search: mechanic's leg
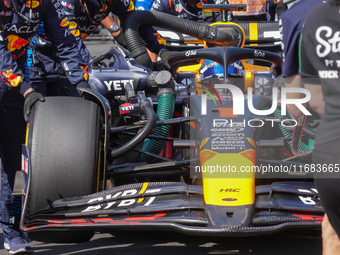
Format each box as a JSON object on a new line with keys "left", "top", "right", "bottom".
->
{"left": 313, "top": 139, "right": 340, "bottom": 255}
{"left": 0, "top": 86, "right": 26, "bottom": 238}
{"left": 322, "top": 214, "right": 340, "bottom": 255}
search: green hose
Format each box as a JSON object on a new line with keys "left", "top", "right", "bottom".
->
{"left": 141, "top": 89, "right": 175, "bottom": 163}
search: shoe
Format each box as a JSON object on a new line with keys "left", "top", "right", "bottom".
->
{"left": 3, "top": 234, "right": 32, "bottom": 254}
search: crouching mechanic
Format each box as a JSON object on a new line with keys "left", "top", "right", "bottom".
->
{"left": 0, "top": 0, "right": 89, "bottom": 253}
{"left": 28, "top": 0, "right": 166, "bottom": 95}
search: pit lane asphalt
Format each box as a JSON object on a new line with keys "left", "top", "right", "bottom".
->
{"left": 0, "top": 39, "right": 323, "bottom": 255}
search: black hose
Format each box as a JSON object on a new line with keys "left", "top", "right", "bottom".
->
{"left": 110, "top": 99, "right": 157, "bottom": 158}
{"left": 123, "top": 10, "right": 242, "bottom": 68}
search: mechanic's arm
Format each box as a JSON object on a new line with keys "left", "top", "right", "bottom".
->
{"left": 101, "top": 16, "right": 121, "bottom": 38}
{"left": 0, "top": 29, "right": 28, "bottom": 94}
{"left": 43, "top": 1, "right": 89, "bottom": 88}
{"left": 303, "top": 83, "right": 325, "bottom": 118}
{"left": 60, "top": 0, "right": 92, "bottom": 64}
{"left": 0, "top": 26, "right": 44, "bottom": 120}
{"left": 280, "top": 15, "right": 305, "bottom": 118}
{"left": 299, "top": 18, "right": 324, "bottom": 118}
{"left": 101, "top": 15, "right": 129, "bottom": 49}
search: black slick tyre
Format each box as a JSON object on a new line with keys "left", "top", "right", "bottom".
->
{"left": 25, "top": 97, "right": 102, "bottom": 243}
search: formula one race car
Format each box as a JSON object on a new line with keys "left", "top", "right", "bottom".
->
{"left": 15, "top": 7, "right": 324, "bottom": 243}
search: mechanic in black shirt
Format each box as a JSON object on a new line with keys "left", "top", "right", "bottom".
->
{"left": 279, "top": 0, "right": 324, "bottom": 118}
{"left": 0, "top": 0, "right": 90, "bottom": 254}
{"left": 300, "top": 1, "right": 340, "bottom": 254}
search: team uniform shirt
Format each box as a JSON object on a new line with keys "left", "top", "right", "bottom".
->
{"left": 151, "top": 0, "right": 221, "bottom": 22}
{"left": 0, "top": 0, "right": 88, "bottom": 94}
{"left": 31, "top": 0, "right": 164, "bottom": 70}
{"left": 300, "top": 1, "right": 340, "bottom": 145}
{"left": 279, "top": 0, "right": 324, "bottom": 77}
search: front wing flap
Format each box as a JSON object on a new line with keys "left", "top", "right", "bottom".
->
{"left": 21, "top": 181, "right": 323, "bottom": 236}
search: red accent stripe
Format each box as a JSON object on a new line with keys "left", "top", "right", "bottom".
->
{"left": 124, "top": 213, "right": 166, "bottom": 221}
{"left": 46, "top": 219, "right": 86, "bottom": 222}
{"left": 292, "top": 214, "right": 324, "bottom": 221}
{"left": 92, "top": 218, "right": 114, "bottom": 222}
{"left": 110, "top": 221, "right": 140, "bottom": 224}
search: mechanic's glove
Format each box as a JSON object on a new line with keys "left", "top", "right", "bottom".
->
{"left": 114, "top": 31, "right": 127, "bottom": 49}
{"left": 159, "top": 49, "right": 176, "bottom": 70}
{"left": 24, "top": 91, "right": 45, "bottom": 122}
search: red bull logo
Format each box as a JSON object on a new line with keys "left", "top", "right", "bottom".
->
{"left": 154, "top": 33, "right": 166, "bottom": 46}
{"left": 7, "top": 35, "right": 29, "bottom": 52}
{"left": 60, "top": 18, "right": 68, "bottom": 27}
{"left": 2, "top": 69, "right": 22, "bottom": 87}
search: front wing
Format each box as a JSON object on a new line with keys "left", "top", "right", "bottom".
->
{"left": 21, "top": 181, "right": 323, "bottom": 236}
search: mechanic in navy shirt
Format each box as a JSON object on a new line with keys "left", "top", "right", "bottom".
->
{"left": 28, "top": 0, "right": 165, "bottom": 96}
{"left": 0, "top": 0, "right": 89, "bottom": 254}
{"left": 300, "top": 1, "right": 340, "bottom": 254}
{"left": 279, "top": 0, "right": 324, "bottom": 118}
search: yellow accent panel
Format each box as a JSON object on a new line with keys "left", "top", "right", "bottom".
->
{"left": 244, "top": 71, "right": 253, "bottom": 91}
{"left": 242, "top": 60, "right": 270, "bottom": 91}
{"left": 25, "top": 123, "right": 30, "bottom": 146}
{"left": 137, "top": 198, "right": 144, "bottom": 203}
{"left": 139, "top": 182, "right": 148, "bottom": 194}
{"left": 202, "top": 153, "right": 255, "bottom": 206}
{"left": 177, "top": 62, "right": 202, "bottom": 74}
{"left": 249, "top": 23, "right": 258, "bottom": 46}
